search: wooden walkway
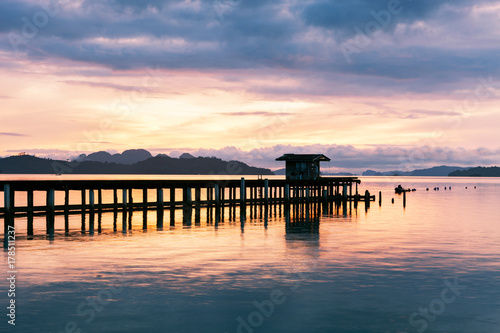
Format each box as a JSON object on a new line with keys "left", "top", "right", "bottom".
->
{"left": 1, "top": 177, "right": 376, "bottom": 236}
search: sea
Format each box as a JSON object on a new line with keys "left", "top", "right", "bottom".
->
{"left": 1, "top": 175, "right": 499, "bottom": 333}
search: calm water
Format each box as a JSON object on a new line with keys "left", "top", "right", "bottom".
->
{"left": 1, "top": 175, "right": 500, "bottom": 333}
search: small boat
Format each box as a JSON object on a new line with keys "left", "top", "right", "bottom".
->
{"left": 395, "top": 185, "right": 411, "bottom": 194}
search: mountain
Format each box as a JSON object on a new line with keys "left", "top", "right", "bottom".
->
{"left": 410, "top": 166, "right": 469, "bottom": 176}
{"left": 0, "top": 154, "right": 273, "bottom": 175}
{"left": 273, "top": 168, "right": 285, "bottom": 175}
{"left": 76, "top": 149, "right": 153, "bottom": 165}
{"left": 179, "top": 153, "right": 195, "bottom": 159}
{"left": 363, "top": 170, "right": 382, "bottom": 176}
{"left": 362, "top": 166, "right": 470, "bottom": 176}
{"left": 449, "top": 167, "right": 500, "bottom": 177}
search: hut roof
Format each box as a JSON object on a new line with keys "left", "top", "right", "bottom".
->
{"left": 275, "top": 154, "right": 330, "bottom": 162}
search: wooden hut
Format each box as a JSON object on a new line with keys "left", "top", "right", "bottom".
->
{"left": 276, "top": 154, "right": 330, "bottom": 180}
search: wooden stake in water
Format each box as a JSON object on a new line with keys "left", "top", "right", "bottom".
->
{"left": 4, "top": 184, "right": 14, "bottom": 233}
{"left": 240, "top": 178, "right": 246, "bottom": 203}
{"left": 403, "top": 191, "right": 406, "bottom": 208}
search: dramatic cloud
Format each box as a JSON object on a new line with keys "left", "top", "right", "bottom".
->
{"left": 0, "top": 0, "right": 499, "bottom": 163}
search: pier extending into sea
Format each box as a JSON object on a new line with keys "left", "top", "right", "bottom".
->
{"left": 1, "top": 177, "right": 375, "bottom": 237}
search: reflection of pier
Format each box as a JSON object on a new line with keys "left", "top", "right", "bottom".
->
{"left": 1, "top": 177, "right": 375, "bottom": 238}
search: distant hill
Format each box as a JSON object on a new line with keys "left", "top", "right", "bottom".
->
{"left": 449, "top": 167, "right": 500, "bottom": 177}
{"left": 410, "top": 166, "right": 470, "bottom": 176}
{"left": 322, "top": 172, "right": 354, "bottom": 176}
{"left": 0, "top": 154, "right": 273, "bottom": 175}
{"left": 362, "top": 166, "right": 470, "bottom": 176}
{"left": 0, "top": 155, "right": 58, "bottom": 174}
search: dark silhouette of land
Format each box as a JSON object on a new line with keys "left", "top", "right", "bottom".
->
{"left": 449, "top": 167, "right": 500, "bottom": 177}
{"left": 0, "top": 153, "right": 273, "bottom": 175}
{"left": 363, "top": 166, "right": 470, "bottom": 176}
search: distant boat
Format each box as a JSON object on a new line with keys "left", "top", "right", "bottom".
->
{"left": 395, "top": 184, "right": 411, "bottom": 194}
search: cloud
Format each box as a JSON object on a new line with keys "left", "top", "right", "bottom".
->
{"left": 215, "top": 111, "right": 293, "bottom": 117}
{"left": 157, "top": 144, "right": 500, "bottom": 172}
{"left": 0, "top": 132, "right": 28, "bottom": 137}
{"left": 1, "top": 0, "right": 499, "bottom": 96}
{"left": 62, "top": 80, "right": 157, "bottom": 92}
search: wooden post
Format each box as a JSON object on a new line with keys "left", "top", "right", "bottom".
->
{"left": 285, "top": 184, "right": 290, "bottom": 203}
{"left": 89, "top": 189, "right": 95, "bottom": 234}
{"left": 183, "top": 187, "right": 192, "bottom": 226}
{"left": 170, "top": 187, "right": 175, "bottom": 208}
{"left": 98, "top": 189, "right": 103, "bottom": 213}
{"left": 157, "top": 188, "right": 164, "bottom": 228}
{"left": 46, "top": 188, "right": 55, "bottom": 235}
{"left": 157, "top": 188, "right": 164, "bottom": 209}
{"left": 122, "top": 189, "right": 128, "bottom": 214}
{"left": 89, "top": 189, "right": 95, "bottom": 212}
{"left": 379, "top": 191, "right": 382, "bottom": 206}
{"left": 343, "top": 184, "right": 348, "bottom": 200}
{"left": 195, "top": 187, "right": 201, "bottom": 207}
{"left": 113, "top": 188, "right": 118, "bottom": 210}
{"left": 240, "top": 178, "right": 246, "bottom": 203}
{"left": 170, "top": 187, "right": 175, "bottom": 226}
{"left": 128, "top": 188, "right": 133, "bottom": 210}
{"left": 64, "top": 187, "right": 69, "bottom": 215}
{"left": 4, "top": 184, "right": 14, "bottom": 234}
{"left": 185, "top": 187, "right": 192, "bottom": 206}
{"left": 27, "top": 189, "right": 34, "bottom": 236}
{"left": 364, "top": 190, "right": 370, "bottom": 209}
{"left": 214, "top": 184, "right": 220, "bottom": 206}
{"left": 264, "top": 179, "right": 269, "bottom": 203}
{"left": 306, "top": 187, "right": 310, "bottom": 203}
{"left": 403, "top": 191, "right": 406, "bottom": 208}
{"left": 143, "top": 188, "right": 148, "bottom": 208}
{"left": 81, "top": 189, "right": 86, "bottom": 213}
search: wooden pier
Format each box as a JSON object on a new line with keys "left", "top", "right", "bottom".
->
{"left": 1, "top": 177, "right": 375, "bottom": 237}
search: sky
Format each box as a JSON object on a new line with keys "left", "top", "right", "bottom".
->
{"left": 1, "top": 0, "right": 500, "bottom": 172}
